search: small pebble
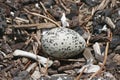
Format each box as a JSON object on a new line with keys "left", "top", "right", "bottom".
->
{"left": 52, "top": 60, "right": 61, "bottom": 69}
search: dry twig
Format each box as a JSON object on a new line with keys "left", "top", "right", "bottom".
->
{"left": 44, "top": 58, "right": 49, "bottom": 75}
{"left": 40, "top": 1, "right": 47, "bottom": 13}
{"left": 60, "top": 58, "right": 85, "bottom": 62}
{"left": 92, "top": 0, "right": 110, "bottom": 15}
{"left": 15, "top": 17, "right": 29, "bottom": 23}
{"left": 39, "top": 1, "right": 56, "bottom": 22}
{"left": 24, "top": 8, "right": 61, "bottom": 27}
{"left": 89, "top": 42, "right": 109, "bottom": 80}
{"left": 89, "top": 30, "right": 112, "bottom": 80}
{"left": 8, "top": 22, "right": 61, "bottom": 29}
{"left": 96, "top": 0, "right": 110, "bottom": 10}
{"left": 13, "top": 50, "right": 53, "bottom": 67}
{"left": 59, "top": 0, "right": 70, "bottom": 12}
{"left": 74, "top": 67, "right": 86, "bottom": 80}
{"left": 85, "top": 28, "right": 91, "bottom": 46}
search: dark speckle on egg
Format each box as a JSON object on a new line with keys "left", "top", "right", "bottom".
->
{"left": 61, "top": 42, "right": 64, "bottom": 45}
{"left": 41, "top": 27, "right": 86, "bottom": 58}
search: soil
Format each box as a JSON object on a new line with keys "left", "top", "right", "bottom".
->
{"left": 0, "top": 0, "right": 120, "bottom": 80}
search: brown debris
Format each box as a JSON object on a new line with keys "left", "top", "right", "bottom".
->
{"left": 0, "top": 0, "right": 120, "bottom": 80}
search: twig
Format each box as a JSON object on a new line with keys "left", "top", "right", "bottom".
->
{"left": 60, "top": 58, "right": 85, "bottom": 62}
{"left": 15, "top": 17, "right": 29, "bottom": 23}
{"left": 8, "top": 22, "right": 61, "bottom": 29}
{"left": 103, "top": 42, "right": 109, "bottom": 65}
{"left": 40, "top": 1, "right": 47, "bottom": 13}
{"left": 24, "top": 8, "right": 61, "bottom": 27}
{"left": 44, "top": 58, "right": 49, "bottom": 75}
{"left": 89, "top": 29, "right": 112, "bottom": 80}
{"left": 59, "top": 0, "right": 70, "bottom": 12}
{"left": 24, "top": 60, "right": 32, "bottom": 69}
{"left": 74, "top": 67, "right": 86, "bottom": 80}
{"left": 2, "top": 64, "right": 14, "bottom": 72}
{"left": 89, "top": 41, "right": 110, "bottom": 80}
{"left": 39, "top": 1, "right": 56, "bottom": 21}
{"left": 96, "top": 0, "right": 110, "bottom": 10}
{"left": 27, "top": 15, "right": 34, "bottom": 23}
{"left": 26, "top": 62, "right": 37, "bottom": 72}
{"left": 92, "top": 0, "right": 110, "bottom": 15}
{"left": 39, "top": 1, "right": 48, "bottom": 23}
{"left": 13, "top": 49, "right": 53, "bottom": 67}
{"left": 32, "top": 34, "right": 41, "bottom": 48}
{"left": 86, "top": 28, "right": 91, "bottom": 46}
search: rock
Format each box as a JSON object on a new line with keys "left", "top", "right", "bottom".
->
{"left": 13, "top": 71, "right": 32, "bottom": 80}
{"left": 113, "top": 54, "right": 120, "bottom": 65}
{"left": 115, "top": 45, "right": 120, "bottom": 54}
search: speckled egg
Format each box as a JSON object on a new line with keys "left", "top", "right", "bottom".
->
{"left": 41, "top": 27, "right": 86, "bottom": 58}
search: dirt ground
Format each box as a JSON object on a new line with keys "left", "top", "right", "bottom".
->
{"left": 0, "top": 0, "right": 120, "bottom": 80}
